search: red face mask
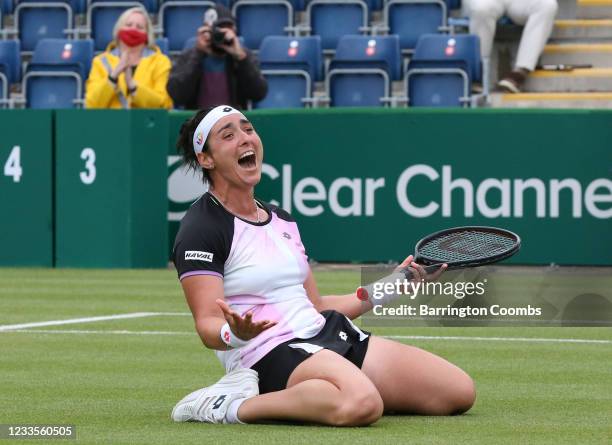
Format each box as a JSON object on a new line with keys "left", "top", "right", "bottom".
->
{"left": 118, "top": 28, "right": 148, "bottom": 47}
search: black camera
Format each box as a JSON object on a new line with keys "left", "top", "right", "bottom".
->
{"left": 211, "top": 24, "right": 234, "bottom": 47}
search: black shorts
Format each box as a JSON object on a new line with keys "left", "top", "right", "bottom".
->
{"left": 251, "top": 310, "right": 371, "bottom": 394}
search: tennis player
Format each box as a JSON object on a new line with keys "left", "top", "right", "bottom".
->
{"left": 171, "top": 106, "right": 475, "bottom": 426}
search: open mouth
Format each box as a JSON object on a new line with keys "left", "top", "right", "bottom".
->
{"left": 238, "top": 150, "right": 257, "bottom": 169}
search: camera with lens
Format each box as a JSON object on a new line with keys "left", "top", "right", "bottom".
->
{"left": 211, "top": 24, "right": 234, "bottom": 47}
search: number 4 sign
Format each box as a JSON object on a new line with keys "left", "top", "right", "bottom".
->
{"left": 3, "top": 146, "right": 22, "bottom": 183}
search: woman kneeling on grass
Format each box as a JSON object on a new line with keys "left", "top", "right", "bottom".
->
{"left": 171, "top": 106, "right": 476, "bottom": 426}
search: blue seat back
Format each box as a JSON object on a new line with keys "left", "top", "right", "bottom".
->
{"left": 0, "top": 0, "right": 13, "bottom": 14}
{"left": 90, "top": 0, "right": 157, "bottom": 12}
{"left": 386, "top": 0, "right": 446, "bottom": 50}
{"left": 412, "top": 33, "right": 481, "bottom": 82}
{"left": 1, "top": 0, "right": 13, "bottom": 14}
{"left": 26, "top": 75, "right": 80, "bottom": 108}
{"left": 161, "top": 1, "right": 215, "bottom": 51}
{"left": 445, "top": 0, "right": 460, "bottom": 9}
{"left": 89, "top": 2, "right": 144, "bottom": 51}
{"left": 254, "top": 75, "right": 308, "bottom": 108}
{"left": 155, "top": 36, "right": 169, "bottom": 54}
{"left": 308, "top": 0, "right": 367, "bottom": 50}
{"left": 259, "top": 35, "right": 322, "bottom": 82}
{"left": 18, "top": 0, "right": 83, "bottom": 13}
{"left": 30, "top": 38, "right": 94, "bottom": 79}
{"left": 0, "top": 40, "right": 21, "bottom": 84}
{"left": 331, "top": 74, "right": 386, "bottom": 107}
{"left": 286, "top": 0, "right": 304, "bottom": 10}
{"left": 233, "top": 1, "right": 292, "bottom": 50}
{"left": 407, "top": 59, "right": 469, "bottom": 107}
{"left": 330, "top": 34, "right": 400, "bottom": 80}
{"left": 183, "top": 35, "right": 197, "bottom": 49}
{"left": 17, "top": 3, "right": 73, "bottom": 52}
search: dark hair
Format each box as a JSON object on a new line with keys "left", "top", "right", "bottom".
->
{"left": 176, "top": 108, "right": 214, "bottom": 185}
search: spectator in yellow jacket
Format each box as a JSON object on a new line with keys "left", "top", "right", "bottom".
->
{"left": 85, "top": 7, "right": 173, "bottom": 109}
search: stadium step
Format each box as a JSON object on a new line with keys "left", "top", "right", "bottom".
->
{"left": 524, "top": 68, "right": 612, "bottom": 92}
{"left": 539, "top": 43, "right": 612, "bottom": 67}
{"left": 490, "top": 92, "right": 612, "bottom": 108}
{"left": 551, "top": 19, "right": 612, "bottom": 40}
{"left": 576, "top": 0, "right": 612, "bottom": 19}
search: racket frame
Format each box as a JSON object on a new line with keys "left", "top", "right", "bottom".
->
{"left": 414, "top": 226, "right": 521, "bottom": 270}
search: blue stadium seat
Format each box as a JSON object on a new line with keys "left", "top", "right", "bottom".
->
{"left": 0, "top": 39, "right": 20, "bottom": 83}
{"left": 86, "top": 1, "right": 146, "bottom": 51}
{"left": 405, "top": 34, "right": 481, "bottom": 107}
{"left": 326, "top": 34, "right": 400, "bottom": 107}
{"left": 0, "top": 40, "right": 20, "bottom": 108}
{"left": 1, "top": 0, "right": 13, "bottom": 14}
{"left": 19, "top": 0, "right": 84, "bottom": 13}
{"left": 183, "top": 35, "right": 197, "bottom": 49}
{"left": 23, "top": 38, "right": 94, "bottom": 108}
{"left": 158, "top": 1, "right": 215, "bottom": 52}
{"left": 305, "top": 0, "right": 369, "bottom": 52}
{"left": 255, "top": 35, "right": 322, "bottom": 108}
{"left": 14, "top": 2, "right": 75, "bottom": 53}
{"left": 155, "top": 36, "right": 169, "bottom": 54}
{"left": 382, "top": 0, "right": 448, "bottom": 53}
{"left": 232, "top": 0, "right": 295, "bottom": 50}
{"left": 89, "top": 0, "right": 157, "bottom": 12}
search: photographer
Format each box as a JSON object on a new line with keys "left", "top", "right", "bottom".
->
{"left": 166, "top": 5, "right": 267, "bottom": 110}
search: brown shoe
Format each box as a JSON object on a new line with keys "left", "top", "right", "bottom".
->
{"left": 498, "top": 69, "right": 528, "bottom": 93}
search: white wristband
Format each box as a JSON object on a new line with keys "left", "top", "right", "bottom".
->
{"left": 356, "top": 271, "right": 411, "bottom": 306}
{"left": 220, "top": 322, "right": 249, "bottom": 348}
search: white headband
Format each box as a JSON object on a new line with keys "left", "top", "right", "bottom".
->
{"left": 192, "top": 105, "right": 246, "bottom": 154}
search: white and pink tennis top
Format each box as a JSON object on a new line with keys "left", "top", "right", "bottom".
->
{"left": 172, "top": 192, "right": 325, "bottom": 372}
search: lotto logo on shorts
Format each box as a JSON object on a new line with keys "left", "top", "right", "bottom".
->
{"left": 185, "top": 251, "right": 214, "bottom": 262}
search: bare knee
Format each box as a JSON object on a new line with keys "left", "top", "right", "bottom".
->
{"left": 430, "top": 373, "right": 476, "bottom": 415}
{"left": 424, "top": 372, "right": 476, "bottom": 416}
{"left": 449, "top": 375, "right": 476, "bottom": 415}
{"left": 330, "top": 388, "right": 384, "bottom": 426}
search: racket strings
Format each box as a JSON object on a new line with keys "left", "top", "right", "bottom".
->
{"left": 419, "top": 231, "right": 516, "bottom": 262}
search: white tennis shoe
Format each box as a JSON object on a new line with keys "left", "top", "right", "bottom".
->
{"left": 171, "top": 368, "right": 259, "bottom": 423}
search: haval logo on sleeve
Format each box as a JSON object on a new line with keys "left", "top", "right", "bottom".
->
{"left": 185, "top": 251, "right": 214, "bottom": 262}
{"left": 222, "top": 107, "right": 232, "bottom": 112}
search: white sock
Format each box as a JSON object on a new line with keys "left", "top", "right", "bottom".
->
{"left": 225, "top": 397, "right": 247, "bottom": 424}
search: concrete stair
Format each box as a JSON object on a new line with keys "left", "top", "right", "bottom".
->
{"left": 551, "top": 19, "right": 612, "bottom": 40}
{"left": 491, "top": 92, "right": 612, "bottom": 108}
{"left": 539, "top": 43, "right": 612, "bottom": 66}
{"left": 491, "top": 0, "right": 612, "bottom": 108}
{"left": 524, "top": 68, "right": 612, "bottom": 92}
{"left": 576, "top": 0, "right": 612, "bottom": 19}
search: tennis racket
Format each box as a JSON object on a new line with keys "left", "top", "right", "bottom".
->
{"left": 356, "top": 226, "right": 520, "bottom": 302}
{"left": 404, "top": 226, "right": 521, "bottom": 277}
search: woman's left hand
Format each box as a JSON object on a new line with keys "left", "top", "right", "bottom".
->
{"left": 396, "top": 254, "right": 447, "bottom": 282}
{"left": 216, "top": 299, "right": 277, "bottom": 341}
{"left": 124, "top": 63, "right": 137, "bottom": 92}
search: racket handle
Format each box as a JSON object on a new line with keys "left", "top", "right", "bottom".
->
{"left": 400, "top": 263, "right": 444, "bottom": 279}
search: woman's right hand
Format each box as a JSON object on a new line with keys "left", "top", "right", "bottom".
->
{"left": 110, "top": 51, "right": 129, "bottom": 79}
{"left": 216, "top": 299, "right": 277, "bottom": 341}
